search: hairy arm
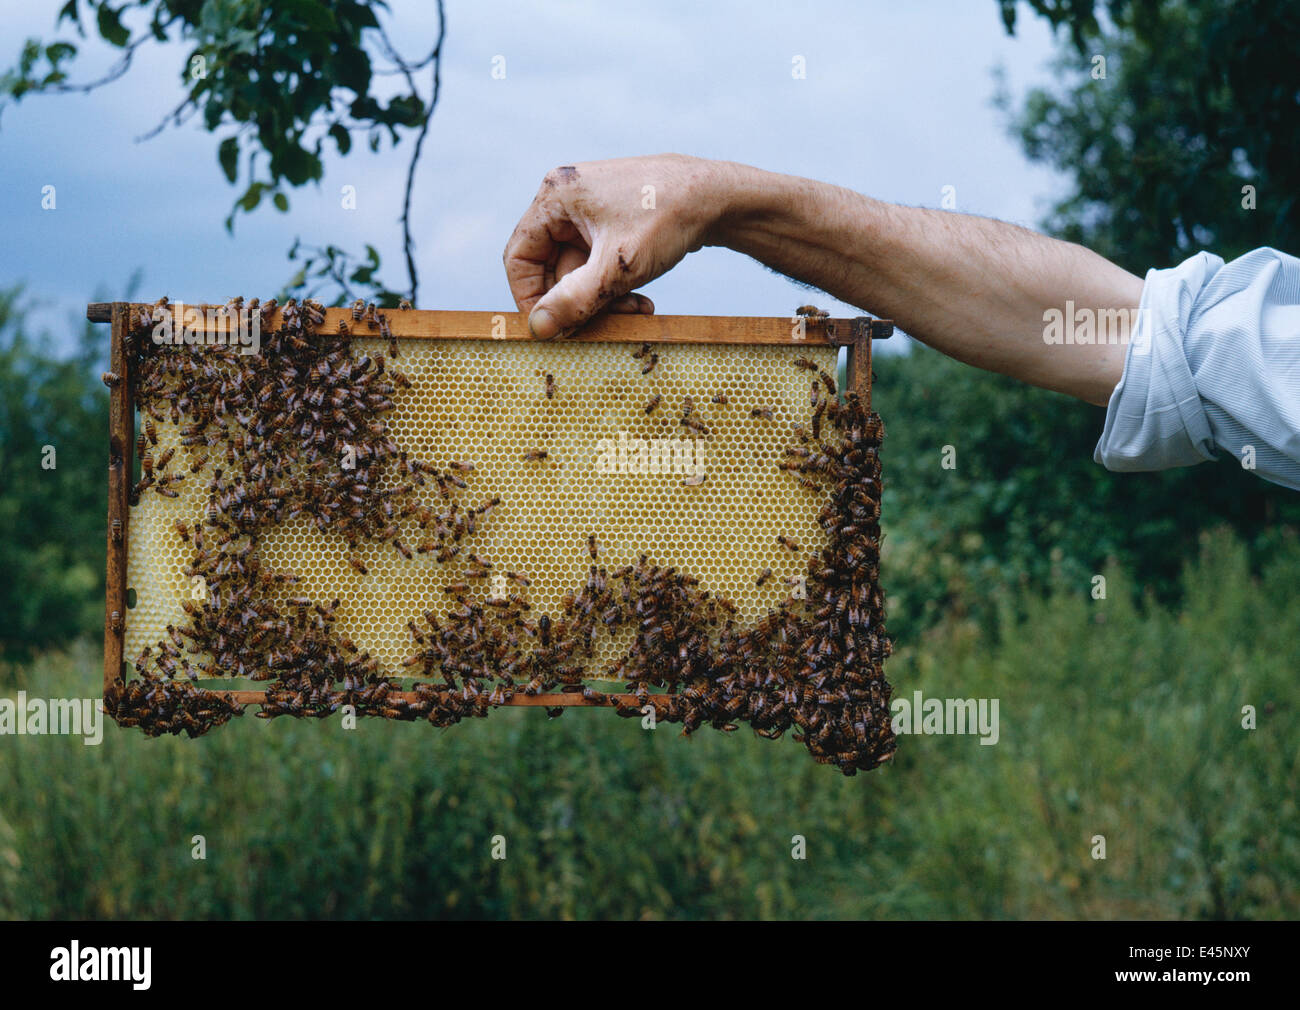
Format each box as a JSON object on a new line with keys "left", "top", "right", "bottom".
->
{"left": 504, "top": 154, "right": 1145, "bottom": 405}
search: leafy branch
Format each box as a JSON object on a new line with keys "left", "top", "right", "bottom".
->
{"left": 1, "top": 0, "right": 447, "bottom": 303}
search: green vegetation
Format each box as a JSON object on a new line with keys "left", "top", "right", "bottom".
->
{"left": 999, "top": 0, "right": 1300, "bottom": 273}
{"left": 2, "top": 530, "right": 1295, "bottom": 919}
{"left": 2, "top": 0, "right": 444, "bottom": 303}
{"left": 873, "top": 345, "right": 1300, "bottom": 641}
{"left": 0, "top": 287, "right": 108, "bottom": 666}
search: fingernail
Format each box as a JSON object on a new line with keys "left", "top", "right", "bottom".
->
{"left": 529, "top": 307, "right": 559, "bottom": 340}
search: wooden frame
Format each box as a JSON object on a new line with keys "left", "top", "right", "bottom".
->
{"left": 90, "top": 304, "right": 890, "bottom": 715}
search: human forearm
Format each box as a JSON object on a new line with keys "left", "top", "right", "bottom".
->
{"left": 707, "top": 162, "right": 1143, "bottom": 405}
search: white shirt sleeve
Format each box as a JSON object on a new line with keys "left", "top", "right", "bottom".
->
{"left": 1095, "top": 247, "right": 1300, "bottom": 491}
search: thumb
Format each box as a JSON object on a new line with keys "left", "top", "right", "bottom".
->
{"left": 529, "top": 250, "right": 624, "bottom": 339}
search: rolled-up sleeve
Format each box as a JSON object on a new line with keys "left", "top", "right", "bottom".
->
{"left": 1095, "top": 247, "right": 1300, "bottom": 490}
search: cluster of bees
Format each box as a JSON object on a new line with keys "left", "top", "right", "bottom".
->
{"left": 104, "top": 668, "right": 246, "bottom": 737}
{"left": 113, "top": 297, "right": 894, "bottom": 773}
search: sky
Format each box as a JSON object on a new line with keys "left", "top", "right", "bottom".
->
{"left": 0, "top": 0, "right": 1067, "bottom": 352}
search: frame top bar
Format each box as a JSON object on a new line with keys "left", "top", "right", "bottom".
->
{"left": 86, "top": 303, "right": 892, "bottom": 345}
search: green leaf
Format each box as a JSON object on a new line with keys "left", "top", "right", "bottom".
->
{"left": 218, "top": 136, "right": 239, "bottom": 184}
{"left": 329, "top": 123, "right": 351, "bottom": 155}
{"left": 273, "top": 191, "right": 289, "bottom": 212}
{"left": 292, "top": 2, "right": 339, "bottom": 34}
{"left": 95, "top": 3, "right": 130, "bottom": 48}
{"left": 237, "top": 181, "right": 265, "bottom": 212}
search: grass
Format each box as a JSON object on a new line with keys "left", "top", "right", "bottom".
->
{"left": 1, "top": 528, "right": 1296, "bottom": 919}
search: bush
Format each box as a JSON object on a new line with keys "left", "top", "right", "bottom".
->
{"left": 0, "top": 287, "right": 108, "bottom": 667}
{"left": 873, "top": 344, "right": 1300, "bottom": 641}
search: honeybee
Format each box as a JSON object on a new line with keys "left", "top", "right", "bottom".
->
{"left": 157, "top": 447, "right": 175, "bottom": 469}
{"left": 399, "top": 298, "right": 413, "bottom": 310}
{"left": 101, "top": 371, "right": 121, "bottom": 387}
{"left": 795, "top": 305, "right": 828, "bottom": 318}
{"left": 710, "top": 393, "right": 728, "bottom": 404}
{"left": 756, "top": 568, "right": 773, "bottom": 586}
{"left": 777, "top": 535, "right": 801, "bottom": 552}
{"left": 587, "top": 534, "right": 598, "bottom": 559}
{"left": 348, "top": 555, "right": 369, "bottom": 575}
{"left": 145, "top": 419, "right": 158, "bottom": 445}
{"left": 750, "top": 407, "right": 775, "bottom": 421}
{"left": 506, "top": 570, "right": 531, "bottom": 586}
{"left": 448, "top": 460, "right": 474, "bottom": 472}
{"left": 522, "top": 449, "right": 549, "bottom": 462}
{"left": 632, "top": 342, "right": 652, "bottom": 360}
{"left": 641, "top": 353, "right": 659, "bottom": 375}
{"left": 644, "top": 394, "right": 661, "bottom": 414}
{"left": 545, "top": 373, "right": 556, "bottom": 399}
{"left": 793, "top": 357, "right": 818, "bottom": 371}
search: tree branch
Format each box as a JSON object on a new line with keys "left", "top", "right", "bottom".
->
{"left": 377, "top": 1, "right": 446, "bottom": 305}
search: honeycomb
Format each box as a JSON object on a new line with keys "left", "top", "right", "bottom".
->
{"left": 124, "top": 337, "right": 841, "bottom": 685}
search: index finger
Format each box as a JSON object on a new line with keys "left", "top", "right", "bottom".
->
{"left": 502, "top": 195, "right": 586, "bottom": 314}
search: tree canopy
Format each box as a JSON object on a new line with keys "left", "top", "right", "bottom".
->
{"left": 2, "top": 0, "right": 445, "bottom": 305}
{"left": 998, "top": 0, "right": 1300, "bottom": 272}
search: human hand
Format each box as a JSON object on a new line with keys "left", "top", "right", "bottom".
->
{"left": 503, "top": 153, "right": 730, "bottom": 338}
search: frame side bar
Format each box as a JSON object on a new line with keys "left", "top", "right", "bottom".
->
{"left": 104, "top": 303, "right": 132, "bottom": 696}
